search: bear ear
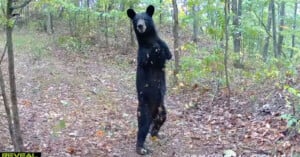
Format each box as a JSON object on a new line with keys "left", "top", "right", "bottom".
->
{"left": 146, "top": 5, "right": 155, "bottom": 17}
{"left": 127, "top": 9, "right": 136, "bottom": 19}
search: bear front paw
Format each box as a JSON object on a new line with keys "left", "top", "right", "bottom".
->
{"left": 154, "top": 48, "right": 160, "bottom": 53}
{"left": 152, "top": 43, "right": 161, "bottom": 54}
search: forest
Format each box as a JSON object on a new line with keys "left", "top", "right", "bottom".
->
{"left": 0, "top": 0, "right": 300, "bottom": 156}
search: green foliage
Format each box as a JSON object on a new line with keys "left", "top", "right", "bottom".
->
{"left": 281, "top": 114, "right": 298, "bottom": 128}
{"left": 178, "top": 43, "right": 225, "bottom": 86}
{"left": 179, "top": 56, "right": 202, "bottom": 84}
{"left": 57, "top": 36, "right": 88, "bottom": 53}
{"left": 27, "top": 20, "right": 45, "bottom": 31}
{"left": 13, "top": 32, "right": 50, "bottom": 60}
{"left": 281, "top": 85, "right": 300, "bottom": 132}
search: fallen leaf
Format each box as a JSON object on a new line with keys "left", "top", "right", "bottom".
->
{"left": 96, "top": 130, "right": 104, "bottom": 137}
{"left": 66, "top": 147, "right": 75, "bottom": 154}
{"left": 21, "top": 99, "right": 32, "bottom": 107}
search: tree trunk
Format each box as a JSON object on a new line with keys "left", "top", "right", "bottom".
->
{"left": 231, "top": 0, "right": 242, "bottom": 54}
{"left": 172, "top": 0, "right": 179, "bottom": 85}
{"left": 160, "top": 0, "right": 163, "bottom": 25}
{"left": 24, "top": 5, "right": 30, "bottom": 27}
{"left": 104, "top": 15, "right": 109, "bottom": 46}
{"left": 224, "top": 0, "right": 231, "bottom": 105}
{"left": 0, "top": 67, "right": 16, "bottom": 149}
{"left": 277, "top": 1, "right": 285, "bottom": 57}
{"left": 6, "top": 0, "right": 24, "bottom": 151}
{"left": 129, "top": 4, "right": 135, "bottom": 47}
{"left": 263, "top": 2, "right": 272, "bottom": 61}
{"left": 46, "top": 12, "right": 54, "bottom": 34}
{"left": 271, "top": 0, "right": 278, "bottom": 58}
{"left": 68, "top": 14, "right": 74, "bottom": 36}
{"left": 86, "top": 0, "right": 90, "bottom": 30}
{"left": 291, "top": 2, "right": 297, "bottom": 58}
{"left": 192, "top": 4, "right": 199, "bottom": 43}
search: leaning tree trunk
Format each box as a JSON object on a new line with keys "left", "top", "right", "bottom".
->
{"left": 6, "top": 0, "right": 24, "bottom": 151}
{"left": 172, "top": 0, "right": 179, "bottom": 85}
{"left": 0, "top": 67, "right": 16, "bottom": 149}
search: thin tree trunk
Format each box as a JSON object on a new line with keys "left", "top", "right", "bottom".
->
{"left": 87, "top": 0, "right": 90, "bottom": 28}
{"left": 192, "top": 4, "right": 198, "bottom": 43}
{"left": 130, "top": 23, "right": 135, "bottom": 46}
{"left": 237, "top": 0, "right": 242, "bottom": 50}
{"left": 291, "top": 1, "right": 298, "bottom": 58}
{"left": 277, "top": 1, "right": 285, "bottom": 57}
{"left": 46, "top": 12, "right": 54, "bottom": 34}
{"left": 231, "top": 0, "right": 242, "bottom": 54}
{"left": 58, "top": 7, "right": 64, "bottom": 18}
{"left": 24, "top": 5, "right": 29, "bottom": 27}
{"left": 172, "top": 0, "right": 179, "bottom": 85}
{"left": 271, "top": 0, "right": 278, "bottom": 58}
{"left": 224, "top": 0, "right": 231, "bottom": 105}
{"left": 129, "top": 4, "right": 135, "bottom": 47}
{"left": 104, "top": 15, "right": 108, "bottom": 46}
{"left": 0, "top": 67, "right": 16, "bottom": 149}
{"left": 160, "top": 0, "right": 163, "bottom": 25}
{"left": 263, "top": 2, "right": 273, "bottom": 61}
{"left": 6, "top": 0, "right": 24, "bottom": 151}
{"left": 68, "top": 14, "right": 74, "bottom": 36}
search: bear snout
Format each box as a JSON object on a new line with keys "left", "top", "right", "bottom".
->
{"left": 137, "top": 19, "right": 146, "bottom": 33}
{"left": 137, "top": 24, "right": 143, "bottom": 30}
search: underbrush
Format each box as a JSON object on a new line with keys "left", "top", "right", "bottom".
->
{"left": 11, "top": 31, "right": 51, "bottom": 60}
{"left": 176, "top": 41, "right": 300, "bottom": 135}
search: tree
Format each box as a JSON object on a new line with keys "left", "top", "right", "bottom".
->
{"left": 263, "top": 1, "right": 273, "bottom": 61}
{"left": 291, "top": 1, "right": 298, "bottom": 58}
{"left": 3, "top": 0, "right": 32, "bottom": 151}
{"left": 277, "top": 1, "right": 285, "bottom": 57}
{"left": 231, "top": 0, "right": 242, "bottom": 54}
{"left": 46, "top": 11, "right": 54, "bottom": 34}
{"left": 192, "top": 1, "right": 199, "bottom": 43}
{"left": 224, "top": 0, "right": 230, "bottom": 105}
{"left": 271, "top": 0, "right": 278, "bottom": 58}
{"left": 129, "top": 4, "right": 135, "bottom": 47}
{"left": 172, "top": 0, "right": 179, "bottom": 85}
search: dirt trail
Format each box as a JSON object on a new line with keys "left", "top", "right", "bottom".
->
{"left": 0, "top": 45, "right": 191, "bottom": 156}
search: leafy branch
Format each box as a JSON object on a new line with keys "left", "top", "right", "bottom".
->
{"left": 253, "top": 11, "right": 272, "bottom": 38}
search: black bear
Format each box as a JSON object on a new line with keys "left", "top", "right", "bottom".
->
{"left": 127, "top": 5, "right": 172, "bottom": 155}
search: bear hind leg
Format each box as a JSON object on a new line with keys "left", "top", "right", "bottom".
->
{"left": 150, "top": 104, "right": 166, "bottom": 139}
{"left": 136, "top": 104, "right": 152, "bottom": 155}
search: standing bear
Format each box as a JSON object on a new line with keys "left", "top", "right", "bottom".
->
{"left": 127, "top": 5, "right": 172, "bottom": 155}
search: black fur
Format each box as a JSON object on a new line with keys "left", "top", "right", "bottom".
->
{"left": 127, "top": 5, "right": 172, "bottom": 155}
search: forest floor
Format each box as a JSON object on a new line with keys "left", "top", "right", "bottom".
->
{"left": 0, "top": 32, "right": 300, "bottom": 157}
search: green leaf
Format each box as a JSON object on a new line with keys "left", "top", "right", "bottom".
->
{"left": 59, "top": 119, "right": 66, "bottom": 129}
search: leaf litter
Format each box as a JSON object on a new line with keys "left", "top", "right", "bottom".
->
{"left": 0, "top": 41, "right": 299, "bottom": 156}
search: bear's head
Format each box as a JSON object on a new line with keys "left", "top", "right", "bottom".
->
{"left": 127, "top": 5, "right": 156, "bottom": 35}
